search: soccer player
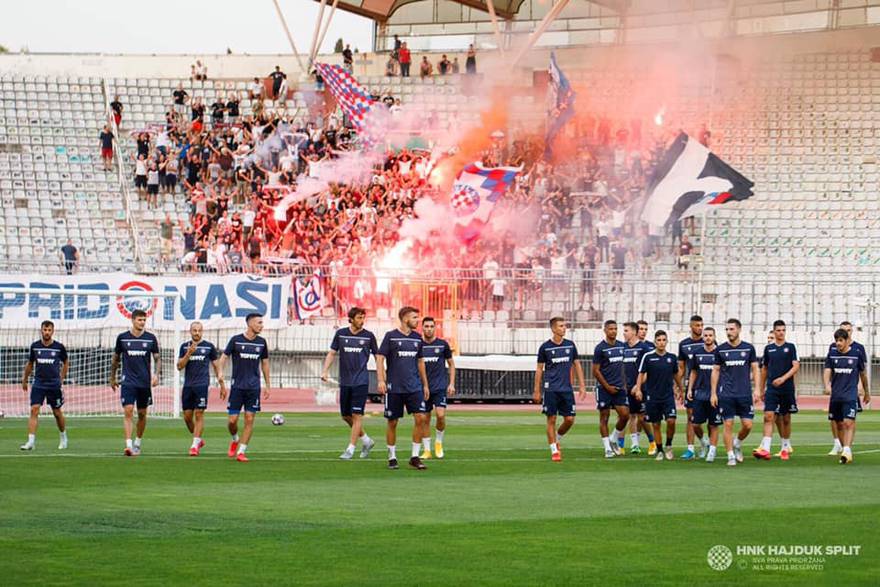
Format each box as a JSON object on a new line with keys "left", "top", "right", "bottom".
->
{"left": 420, "top": 316, "right": 455, "bottom": 459}
{"left": 824, "top": 329, "right": 870, "bottom": 464}
{"left": 677, "top": 315, "right": 708, "bottom": 460}
{"left": 20, "top": 321, "right": 69, "bottom": 451}
{"left": 110, "top": 309, "right": 160, "bottom": 456}
{"left": 827, "top": 321, "right": 868, "bottom": 456}
{"left": 687, "top": 327, "right": 721, "bottom": 462}
{"left": 533, "top": 317, "right": 587, "bottom": 462}
{"left": 592, "top": 319, "right": 629, "bottom": 458}
{"left": 710, "top": 318, "right": 759, "bottom": 467}
{"left": 632, "top": 331, "right": 682, "bottom": 461}
{"left": 753, "top": 320, "right": 800, "bottom": 461}
{"left": 630, "top": 319, "right": 657, "bottom": 454}
{"left": 637, "top": 320, "right": 653, "bottom": 348}
{"left": 376, "top": 306, "right": 431, "bottom": 470}
{"left": 177, "top": 321, "right": 225, "bottom": 456}
{"left": 219, "top": 313, "right": 271, "bottom": 462}
{"left": 621, "top": 321, "right": 652, "bottom": 454}
{"left": 321, "top": 307, "right": 379, "bottom": 460}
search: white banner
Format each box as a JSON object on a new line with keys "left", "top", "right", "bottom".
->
{"left": 0, "top": 273, "right": 293, "bottom": 329}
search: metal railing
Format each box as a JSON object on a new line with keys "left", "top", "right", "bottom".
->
{"left": 101, "top": 77, "right": 143, "bottom": 269}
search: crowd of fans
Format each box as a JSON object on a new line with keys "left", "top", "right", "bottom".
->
{"left": 100, "top": 53, "right": 694, "bottom": 318}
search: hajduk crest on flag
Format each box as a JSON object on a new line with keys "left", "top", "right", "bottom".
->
{"left": 450, "top": 162, "right": 522, "bottom": 244}
{"left": 640, "top": 132, "right": 754, "bottom": 226}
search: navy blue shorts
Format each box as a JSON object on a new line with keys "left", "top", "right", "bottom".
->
{"left": 717, "top": 396, "right": 754, "bottom": 421}
{"left": 683, "top": 397, "right": 694, "bottom": 410}
{"left": 627, "top": 388, "right": 645, "bottom": 415}
{"left": 384, "top": 391, "right": 426, "bottom": 420}
{"left": 690, "top": 399, "right": 721, "bottom": 426}
{"left": 340, "top": 384, "right": 369, "bottom": 417}
{"left": 764, "top": 389, "right": 798, "bottom": 415}
{"left": 828, "top": 399, "right": 858, "bottom": 422}
{"left": 645, "top": 398, "right": 677, "bottom": 423}
{"left": 121, "top": 386, "right": 152, "bottom": 410}
{"left": 857, "top": 396, "right": 863, "bottom": 413}
{"left": 425, "top": 390, "right": 447, "bottom": 412}
{"left": 596, "top": 386, "right": 629, "bottom": 411}
{"left": 30, "top": 386, "right": 63, "bottom": 409}
{"left": 182, "top": 386, "right": 209, "bottom": 411}
{"left": 227, "top": 388, "right": 261, "bottom": 414}
{"left": 542, "top": 391, "right": 576, "bottom": 417}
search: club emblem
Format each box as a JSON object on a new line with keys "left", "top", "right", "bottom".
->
{"left": 359, "top": 340, "right": 365, "bottom": 346}
{"left": 783, "top": 348, "right": 789, "bottom": 353}
{"left": 740, "top": 351, "right": 746, "bottom": 358}
{"left": 435, "top": 348, "right": 441, "bottom": 354}
{"left": 848, "top": 359, "right": 854, "bottom": 365}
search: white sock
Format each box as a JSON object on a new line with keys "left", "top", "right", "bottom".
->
{"left": 191, "top": 437, "right": 200, "bottom": 449}
{"left": 687, "top": 444, "right": 695, "bottom": 453}
{"left": 436, "top": 430, "right": 445, "bottom": 443}
{"left": 842, "top": 446, "right": 852, "bottom": 455}
{"left": 630, "top": 433, "right": 639, "bottom": 447}
{"left": 833, "top": 438, "right": 842, "bottom": 450}
{"left": 733, "top": 438, "right": 741, "bottom": 450}
{"left": 134, "top": 437, "right": 142, "bottom": 448}
{"left": 238, "top": 443, "right": 247, "bottom": 454}
{"left": 346, "top": 443, "right": 356, "bottom": 453}
{"left": 27, "top": 433, "right": 35, "bottom": 445}
{"left": 361, "top": 433, "right": 372, "bottom": 446}
{"left": 707, "top": 446, "right": 717, "bottom": 458}
{"left": 422, "top": 437, "right": 431, "bottom": 451}
{"left": 782, "top": 438, "right": 791, "bottom": 450}
{"left": 126, "top": 438, "right": 133, "bottom": 449}
{"left": 550, "top": 442, "right": 558, "bottom": 454}
{"left": 388, "top": 445, "right": 397, "bottom": 460}
{"left": 760, "top": 436, "right": 772, "bottom": 451}
{"left": 602, "top": 437, "right": 611, "bottom": 451}
{"left": 60, "top": 431, "right": 67, "bottom": 441}
{"left": 232, "top": 433, "right": 240, "bottom": 442}
{"left": 727, "top": 450, "right": 736, "bottom": 460}
{"left": 610, "top": 429, "right": 619, "bottom": 444}
{"left": 411, "top": 442, "right": 420, "bottom": 458}
{"left": 700, "top": 436, "right": 709, "bottom": 447}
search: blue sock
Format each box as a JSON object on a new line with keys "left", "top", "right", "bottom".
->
{"left": 617, "top": 437, "right": 625, "bottom": 449}
{"left": 646, "top": 430, "right": 655, "bottom": 442}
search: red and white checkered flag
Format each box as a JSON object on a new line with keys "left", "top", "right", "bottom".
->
{"left": 314, "top": 63, "right": 375, "bottom": 134}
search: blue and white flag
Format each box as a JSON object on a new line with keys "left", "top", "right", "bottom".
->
{"left": 544, "top": 52, "right": 576, "bottom": 159}
{"left": 293, "top": 273, "right": 323, "bottom": 320}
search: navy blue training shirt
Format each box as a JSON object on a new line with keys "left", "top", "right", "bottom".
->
{"left": 678, "top": 335, "right": 705, "bottom": 378}
{"left": 224, "top": 334, "right": 268, "bottom": 391}
{"left": 687, "top": 347, "right": 716, "bottom": 401}
{"left": 638, "top": 350, "right": 678, "bottom": 402}
{"left": 593, "top": 340, "right": 626, "bottom": 391}
{"left": 761, "top": 342, "right": 798, "bottom": 393}
{"left": 622, "top": 340, "right": 651, "bottom": 391}
{"left": 713, "top": 341, "right": 758, "bottom": 398}
{"left": 828, "top": 340, "right": 867, "bottom": 364}
{"left": 178, "top": 340, "right": 219, "bottom": 388}
{"left": 114, "top": 331, "right": 160, "bottom": 388}
{"left": 825, "top": 346, "right": 865, "bottom": 402}
{"left": 29, "top": 340, "right": 68, "bottom": 388}
{"left": 422, "top": 337, "right": 453, "bottom": 392}
{"left": 330, "top": 327, "right": 378, "bottom": 387}
{"left": 537, "top": 338, "right": 579, "bottom": 393}
{"left": 378, "top": 329, "right": 424, "bottom": 394}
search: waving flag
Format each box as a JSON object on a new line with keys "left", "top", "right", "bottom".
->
{"left": 641, "top": 132, "right": 754, "bottom": 226}
{"left": 450, "top": 162, "right": 521, "bottom": 244}
{"left": 544, "top": 52, "right": 576, "bottom": 159}
{"left": 314, "top": 63, "right": 375, "bottom": 133}
{"left": 293, "top": 273, "right": 323, "bottom": 320}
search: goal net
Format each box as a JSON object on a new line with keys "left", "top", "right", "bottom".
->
{"left": 0, "top": 287, "right": 183, "bottom": 418}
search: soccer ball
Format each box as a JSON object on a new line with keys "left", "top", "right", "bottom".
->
{"left": 271, "top": 413, "right": 285, "bottom": 426}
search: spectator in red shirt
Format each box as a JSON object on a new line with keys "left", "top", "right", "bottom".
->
{"left": 398, "top": 43, "right": 411, "bottom": 77}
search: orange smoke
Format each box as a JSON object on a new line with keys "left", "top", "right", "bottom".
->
{"left": 432, "top": 87, "right": 510, "bottom": 194}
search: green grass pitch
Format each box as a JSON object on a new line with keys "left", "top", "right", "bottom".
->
{"left": 1, "top": 409, "right": 878, "bottom": 586}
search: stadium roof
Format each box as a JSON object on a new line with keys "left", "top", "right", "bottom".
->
{"left": 313, "top": 1, "right": 629, "bottom": 23}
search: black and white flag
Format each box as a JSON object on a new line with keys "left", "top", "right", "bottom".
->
{"left": 641, "top": 132, "right": 754, "bottom": 226}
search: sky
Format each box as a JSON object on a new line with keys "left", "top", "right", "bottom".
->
{"left": 0, "top": 0, "right": 374, "bottom": 54}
